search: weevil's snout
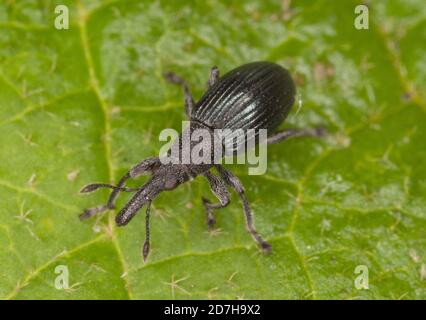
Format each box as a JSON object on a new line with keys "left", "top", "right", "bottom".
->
{"left": 115, "top": 179, "right": 160, "bottom": 226}
{"left": 115, "top": 195, "right": 146, "bottom": 226}
{"left": 114, "top": 166, "right": 187, "bottom": 226}
{"left": 115, "top": 206, "right": 141, "bottom": 226}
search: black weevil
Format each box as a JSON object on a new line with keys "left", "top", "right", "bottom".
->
{"left": 80, "top": 61, "right": 324, "bottom": 261}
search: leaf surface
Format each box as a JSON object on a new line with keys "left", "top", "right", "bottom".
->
{"left": 0, "top": 0, "right": 425, "bottom": 299}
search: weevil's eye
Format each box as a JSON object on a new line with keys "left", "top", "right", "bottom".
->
{"left": 164, "top": 178, "right": 178, "bottom": 190}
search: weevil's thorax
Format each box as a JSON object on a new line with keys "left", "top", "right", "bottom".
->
{"left": 166, "top": 121, "right": 219, "bottom": 176}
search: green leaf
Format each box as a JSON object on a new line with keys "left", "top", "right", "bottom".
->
{"left": 0, "top": 0, "right": 425, "bottom": 299}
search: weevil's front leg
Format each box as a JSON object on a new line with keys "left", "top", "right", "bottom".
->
{"left": 202, "top": 171, "right": 230, "bottom": 229}
{"left": 267, "top": 127, "right": 326, "bottom": 145}
{"left": 163, "top": 71, "right": 195, "bottom": 117}
{"left": 215, "top": 165, "right": 271, "bottom": 252}
{"left": 79, "top": 157, "right": 160, "bottom": 220}
{"left": 129, "top": 157, "right": 160, "bottom": 178}
{"left": 79, "top": 172, "right": 132, "bottom": 220}
{"left": 207, "top": 66, "right": 220, "bottom": 88}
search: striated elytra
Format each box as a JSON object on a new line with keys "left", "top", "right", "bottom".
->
{"left": 80, "top": 61, "right": 324, "bottom": 261}
{"left": 193, "top": 61, "right": 295, "bottom": 146}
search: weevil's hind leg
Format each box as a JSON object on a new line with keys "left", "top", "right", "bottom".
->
{"left": 163, "top": 71, "right": 195, "bottom": 117}
{"left": 202, "top": 171, "right": 230, "bottom": 229}
{"left": 216, "top": 165, "right": 271, "bottom": 252}
{"left": 267, "top": 127, "right": 326, "bottom": 145}
{"left": 207, "top": 66, "right": 220, "bottom": 89}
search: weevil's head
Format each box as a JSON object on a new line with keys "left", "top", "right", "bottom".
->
{"left": 114, "top": 163, "right": 190, "bottom": 226}
{"left": 149, "top": 163, "right": 189, "bottom": 192}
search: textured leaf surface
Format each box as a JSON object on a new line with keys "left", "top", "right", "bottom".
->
{"left": 0, "top": 0, "right": 425, "bottom": 299}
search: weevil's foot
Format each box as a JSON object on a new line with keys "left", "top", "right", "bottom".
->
{"left": 79, "top": 205, "right": 111, "bottom": 221}
{"left": 163, "top": 71, "right": 184, "bottom": 85}
{"left": 260, "top": 241, "right": 272, "bottom": 254}
{"left": 202, "top": 197, "right": 216, "bottom": 230}
{"left": 312, "top": 126, "right": 327, "bottom": 137}
{"left": 142, "top": 240, "right": 150, "bottom": 262}
{"left": 206, "top": 215, "right": 216, "bottom": 230}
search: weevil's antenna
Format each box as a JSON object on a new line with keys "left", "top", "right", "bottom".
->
{"left": 142, "top": 201, "right": 152, "bottom": 262}
{"left": 80, "top": 183, "right": 140, "bottom": 193}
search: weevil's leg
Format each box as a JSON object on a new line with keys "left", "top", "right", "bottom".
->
{"left": 215, "top": 165, "right": 271, "bottom": 252}
{"left": 142, "top": 201, "right": 152, "bottom": 262}
{"left": 202, "top": 171, "right": 230, "bottom": 229}
{"left": 80, "top": 183, "right": 139, "bottom": 193}
{"left": 79, "top": 157, "right": 160, "bottom": 221}
{"left": 267, "top": 127, "right": 326, "bottom": 145}
{"left": 207, "top": 66, "right": 220, "bottom": 88}
{"left": 163, "top": 71, "right": 195, "bottom": 117}
{"left": 105, "top": 157, "right": 159, "bottom": 209}
{"left": 129, "top": 157, "right": 160, "bottom": 178}
{"left": 79, "top": 172, "right": 132, "bottom": 221}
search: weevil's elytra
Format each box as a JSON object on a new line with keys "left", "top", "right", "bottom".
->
{"left": 79, "top": 61, "right": 324, "bottom": 261}
{"left": 194, "top": 62, "right": 295, "bottom": 135}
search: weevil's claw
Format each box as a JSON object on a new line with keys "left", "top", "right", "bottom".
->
{"left": 79, "top": 208, "right": 96, "bottom": 220}
{"left": 260, "top": 241, "right": 272, "bottom": 254}
{"left": 163, "top": 71, "right": 184, "bottom": 85}
{"left": 206, "top": 216, "right": 216, "bottom": 230}
{"left": 142, "top": 241, "right": 150, "bottom": 262}
{"left": 79, "top": 205, "right": 110, "bottom": 221}
{"left": 202, "top": 197, "right": 216, "bottom": 230}
{"left": 80, "top": 184, "right": 102, "bottom": 193}
{"left": 313, "top": 126, "right": 327, "bottom": 137}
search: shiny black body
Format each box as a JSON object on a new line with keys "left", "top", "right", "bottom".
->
{"left": 165, "top": 62, "right": 296, "bottom": 183}
{"left": 192, "top": 61, "right": 295, "bottom": 152}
